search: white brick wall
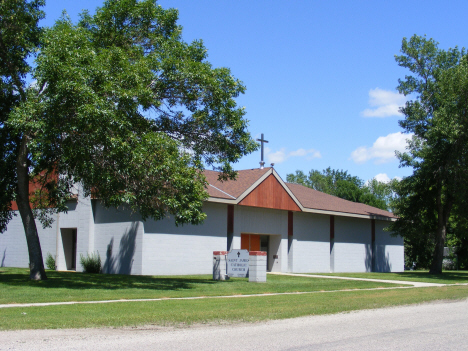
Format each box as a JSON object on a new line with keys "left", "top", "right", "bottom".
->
{"left": 0, "top": 210, "right": 57, "bottom": 269}
{"left": 292, "top": 212, "right": 330, "bottom": 273}
{"left": 1, "top": 195, "right": 404, "bottom": 275}
{"left": 1, "top": 214, "right": 33, "bottom": 268}
{"left": 93, "top": 203, "right": 143, "bottom": 275}
{"left": 333, "top": 217, "right": 372, "bottom": 272}
{"left": 142, "top": 202, "right": 227, "bottom": 275}
{"left": 375, "top": 220, "right": 404, "bottom": 272}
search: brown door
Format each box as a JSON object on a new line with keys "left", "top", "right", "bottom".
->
{"left": 241, "top": 234, "right": 261, "bottom": 251}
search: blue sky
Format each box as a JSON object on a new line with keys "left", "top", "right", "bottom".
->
{"left": 40, "top": 0, "right": 468, "bottom": 183}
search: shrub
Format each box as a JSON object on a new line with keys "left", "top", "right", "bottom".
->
{"left": 80, "top": 252, "right": 102, "bottom": 273}
{"left": 45, "top": 252, "right": 56, "bottom": 270}
{"left": 442, "top": 258, "right": 456, "bottom": 271}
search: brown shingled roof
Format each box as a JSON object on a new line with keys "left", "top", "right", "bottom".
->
{"left": 204, "top": 168, "right": 271, "bottom": 199}
{"left": 286, "top": 182, "right": 396, "bottom": 218}
{"left": 203, "top": 168, "right": 395, "bottom": 219}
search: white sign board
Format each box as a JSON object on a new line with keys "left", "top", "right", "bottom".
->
{"left": 227, "top": 250, "right": 249, "bottom": 278}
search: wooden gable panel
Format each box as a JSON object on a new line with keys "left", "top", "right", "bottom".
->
{"left": 239, "top": 174, "right": 301, "bottom": 211}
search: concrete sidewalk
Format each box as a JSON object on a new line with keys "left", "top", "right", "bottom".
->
{"left": 269, "top": 272, "right": 448, "bottom": 287}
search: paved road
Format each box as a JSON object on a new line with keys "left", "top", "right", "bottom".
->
{"left": 1, "top": 299, "right": 467, "bottom": 351}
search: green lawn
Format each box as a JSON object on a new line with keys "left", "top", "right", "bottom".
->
{"left": 1, "top": 285, "right": 467, "bottom": 330}
{"left": 1, "top": 268, "right": 467, "bottom": 331}
{"left": 0, "top": 268, "right": 402, "bottom": 305}
{"left": 311, "top": 271, "right": 468, "bottom": 284}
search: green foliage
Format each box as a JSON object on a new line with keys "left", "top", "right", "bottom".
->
{"left": 4, "top": 0, "right": 256, "bottom": 227}
{"left": 80, "top": 252, "right": 102, "bottom": 274}
{"left": 2, "top": 0, "right": 257, "bottom": 227}
{"left": 0, "top": 0, "right": 45, "bottom": 232}
{"left": 446, "top": 204, "right": 468, "bottom": 269}
{"left": 404, "top": 235, "right": 435, "bottom": 270}
{"left": 1, "top": 0, "right": 257, "bottom": 279}
{"left": 45, "top": 252, "right": 56, "bottom": 270}
{"left": 389, "top": 35, "right": 468, "bottom": 273}
{"left": 286, "top": 167, "right": 394, "bottom": 211}
{"left": 390, "top": 176, "right": 436, "bottom": 269}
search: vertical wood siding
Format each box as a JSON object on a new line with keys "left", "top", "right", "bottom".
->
{"left": 239, "top": 175, "right": 301, "bottom": 211}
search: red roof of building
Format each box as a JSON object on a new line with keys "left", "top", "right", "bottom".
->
{"left": 204, "top": 168, "right": 396, "bottom": 219}
{"left": 204, "top": 168, "right": 270, "bottom": 199}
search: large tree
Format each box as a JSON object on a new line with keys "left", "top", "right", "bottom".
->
{"left": 389, "top": 35, "right": 468, "bottom": 274}
{"left": 0, "top": 0, "right": 257, "bottom": 280}
{"left": 1, "top": 0, "right": 46, "bottom": 279}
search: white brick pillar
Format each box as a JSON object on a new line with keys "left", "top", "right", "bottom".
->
{"left": 249, "top": 251, "right": 267, "bottom": 283}
{"left": 213, "top": 251, "right": 228, "bottom": 280}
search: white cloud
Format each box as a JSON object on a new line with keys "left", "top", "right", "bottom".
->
{"left": 265, "top": 147, "right": 321, "bottom": 164}
{"left": 361, "top": 88, "right": 406, "bottom": 118}
{"left": 374, "top": 173, "right": 391, "bottom": 183}
{"left": 289, "top": 148, "right": 322, "bottom": 160}
{"left": 266, "top": 148, "right": 287, "bottom": 164}
{"left": 365, "top": 173, "right": 403, "bottom": 185}
{"left": 350, "top": 132, "right": 413, "bottom": 164}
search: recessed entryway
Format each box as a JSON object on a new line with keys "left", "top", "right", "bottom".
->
{"left": 241, "top": 233, "right": 279, "bottom": 271}
{"left": 61, "top": 228, "right": 77, "bottom": 271}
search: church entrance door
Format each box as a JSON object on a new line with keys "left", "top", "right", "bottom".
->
{"left": 241, "top": 233, "right": 270, "bottom": 271}
{"left": 241, "top": 233, "right": 260, "bottom": 251}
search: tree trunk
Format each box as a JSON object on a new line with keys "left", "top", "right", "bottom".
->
{"left": 429, "top": 221, "right": 446, "bottom": 274}
{"left": 429, "top": 186, "right": 451, "bottom": 275}
{"left": 16, "top": 135, "right": 47, "bottom": 280}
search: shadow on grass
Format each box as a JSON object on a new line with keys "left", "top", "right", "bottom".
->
{"left": 389, "top": 271, "right": 468, "bottom": 282}
{"left": 0, "top": 268, "right": 221, "bottom": 292}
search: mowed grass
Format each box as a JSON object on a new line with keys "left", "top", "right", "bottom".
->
{"left": 311, "top": 271, "right": 468, "bottom": 284}
{"left": 0, "top": 268, "right": 403, "bottom": 305}
{"left": 1, "top": 285, "right": 467, "bottom": 330}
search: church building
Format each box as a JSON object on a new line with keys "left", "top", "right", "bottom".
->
{"left": 0, "top": 167, "right": 404, "bottom": 275}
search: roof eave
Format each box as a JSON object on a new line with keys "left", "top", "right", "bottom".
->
{"left": 301, "top": 207, "right": 396, "bottom": 221}
{"left": 206, "top": 197, "right": 396, "bottom": 221}
{"left": 207, "top": 197, "right": 238, "bottom": 204}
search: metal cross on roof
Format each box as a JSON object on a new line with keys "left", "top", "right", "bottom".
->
{"left": 256, "top": 133, "right": 269, "bottom": 169}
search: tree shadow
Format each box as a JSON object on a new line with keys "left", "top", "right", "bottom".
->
{"left": 103, "top": 237, "right": 114, "bottom": 274}
{"left": 365, "top": 244, "right": 392, "bottom": 272}
{"left": 1, "top": 249, "right": 5, "bottom": 267}
{"left": 365, "top": 243, "right": 372, "bottom": 272}
{"left": 0, "top": 269, "right": 220, "bottom": 292}
{"left": 102, "top": 222, "right": 138, "bottom": 275}
{"left": 391, "top": 271, "right": 468, "bottom": 282}
{"left": 117, "top": 222, "right": 137, "bottom": 274}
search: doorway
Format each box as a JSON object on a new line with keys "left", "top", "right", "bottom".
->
{"left": 241, "top": 233, "right": 270, "bottom": 271}
{"left": 61, "top": 228, "right": 77, "bottom": 270}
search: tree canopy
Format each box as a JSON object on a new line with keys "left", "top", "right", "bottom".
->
{"left": 286, "top": 167, "right": 395, "bottom": 211}
{"left": 389, "top": 35, "right": 468, "bottom": 273}
{"left": 0, "top": 0, "right": 257, "bottom": 280}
